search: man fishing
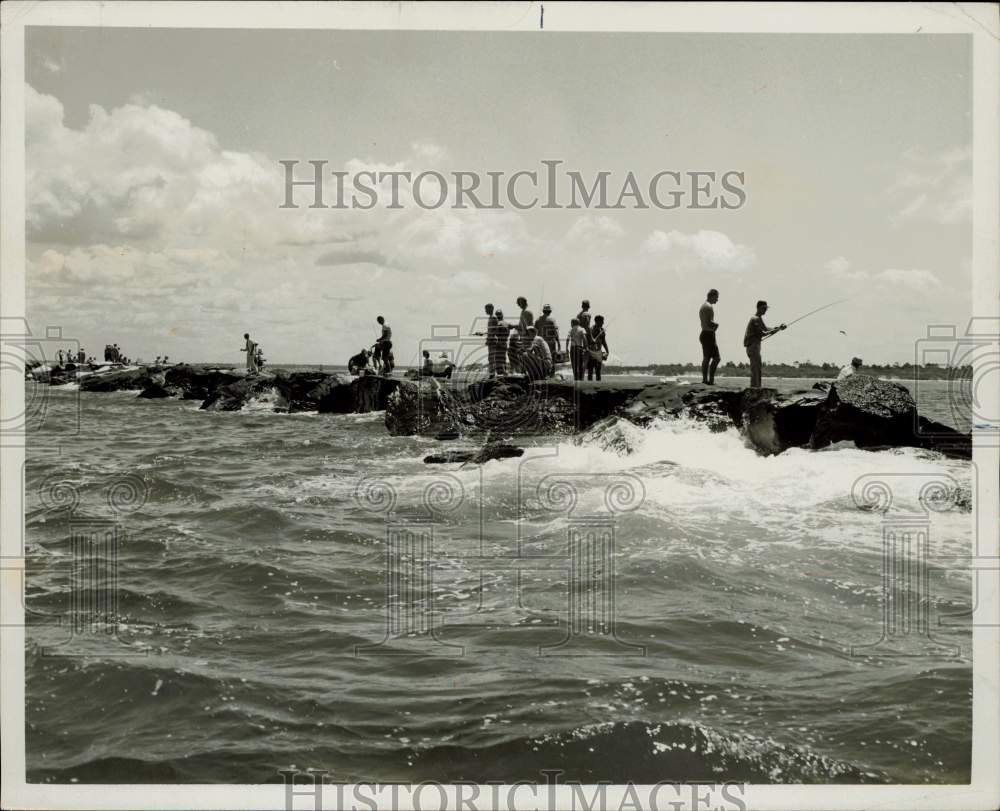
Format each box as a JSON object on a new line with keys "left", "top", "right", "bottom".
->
{"left": 699, "top": 289, "right": 721, "bottom": 385}
{"left": 743, "top": 301, "right": 785, "bottom": 388}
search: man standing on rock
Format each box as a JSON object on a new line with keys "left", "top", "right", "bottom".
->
{"left": 699, "top": 289, "right": 721, "bottom": 385}
{"left": 534, "top": 304, "right": 560, "bottom": 372}
{"left": 374, "top": 316, "right": 393, "bottom": 375}
{"left": 242, "top": 332, "right": 258, "bottom": 375}
{"left": 743, "top": 301, "right": 785, "bottom": 388}
{"left": 480, "top": 303, "right": 499, "bottom": 377}
{"left": 491, "top": 309, "right": 513, "bottom": 376}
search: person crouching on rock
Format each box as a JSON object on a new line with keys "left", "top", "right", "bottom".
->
{"left": 524, "top": 326, "right": 553, "bottom": 381}
{"left": 567, "top": 318, "right": 588, "bottom": 382}
{"left": 837, "top": 356, "right": 863, "bottom": 380}
{"left": 349, "top": 348, "right": 370, "bottom": 375}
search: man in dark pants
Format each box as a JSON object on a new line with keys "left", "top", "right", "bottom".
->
{"left": 743, "top": 300, "right": 785, "bottom": 388}
{"left": 699, "top": 289, "right": 721, "bottom": 385}
{"left": 374, "top": 315, "right": 393, "bottom": 374}
{"left": 587, "top": 315, "right": 609, "bottom": 381}
{"left": 567, "top": 317, "right": 588, "bottom": 382}
{"left": 534, "top": 304, "right": 560, "bottom": 375}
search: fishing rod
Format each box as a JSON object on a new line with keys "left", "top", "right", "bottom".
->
{"left": 762, "top": 296, "right": 853, "bottom": 341}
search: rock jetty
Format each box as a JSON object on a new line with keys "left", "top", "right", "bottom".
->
{"left": 27, "top": 363, "right": 970, "bottom": 460}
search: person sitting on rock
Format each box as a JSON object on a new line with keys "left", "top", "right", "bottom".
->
{"left": 837, "top": 356, "right": 863, "bottom": 380}
{"left": 349, "top": 348, "right": 371, "bottom": 375}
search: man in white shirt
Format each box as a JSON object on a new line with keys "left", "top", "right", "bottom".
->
{"left": 837, "top": 357, "right": 863, "bottom": 380}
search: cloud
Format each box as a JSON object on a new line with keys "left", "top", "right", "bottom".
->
{"left": 888, "top": 146, "right": 971, "bottom": 226}
{"left": 315, "top": 247, "right": 390, "bottom": 267}
{"left": 642, "top": 229, "right": 755, "bottom": 273}
{"left": 822, "top": 257, "right": 941, "bottom": 293}
{"left": 566, "top": 215, "right": 624, "bottom": 244}
{"left": 874, "top": 268, "right": 941, "bottom": 292}
{"left": 823, "top": 256, "right": 871, "bottom": 283}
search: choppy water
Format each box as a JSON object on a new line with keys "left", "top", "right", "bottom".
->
{"left": 25, "top": 378, "right": 972, "bottom": 784}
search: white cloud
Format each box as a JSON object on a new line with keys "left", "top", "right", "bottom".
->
{"left": 566, "top": 215, "right": 624, "bottom": 244}
{"left": 823, "top": 256, "right": 871, "bottom": 283}
{"left": 642, "top": 229, "right": 755, "bottom": 273}
{"left": 874, "top": 268, "right": 941, "bottom": 292}
{"left": 888, "top": 146, "right": 971, "bottom": 226}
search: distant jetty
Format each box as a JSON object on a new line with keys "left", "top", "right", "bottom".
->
{"left": 26, "top": 363, "right": 971, "bottom": 460}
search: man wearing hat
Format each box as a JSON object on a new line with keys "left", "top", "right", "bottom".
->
{"left": 577, "top": 300, "right": 592, "bottom": 335}
{"left": 534, "top": 304, "right": 560, "bottom": 374}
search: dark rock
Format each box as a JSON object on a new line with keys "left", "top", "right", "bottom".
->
{"left": 137, "top": 381, "right": 173, "bottom": 399}
{"left": 424, "top": 442, "right": 524, "bottom": 464}
{"left": 741, "top": 388, "right": 826, "bottom": 455}
{"left": 809, "top": 375, "right": 971, "bottom": 460}
{"left": 811, "top": 375, "right": 918, "bottom": 451}
{"left": 79, "top": 367, "right": 151, "bottom": 392}
{"left": 200, "top": 374, "right": 289, "bottom": 412}
{"left": 915, "top": 415, "right": 972, "bottom": 460}
{"left": 160, "top": 365, "right": 242, "bottom": 400}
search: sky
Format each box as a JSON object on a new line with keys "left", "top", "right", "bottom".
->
{"left": 25, "top": 28, "right": 972, "bottom": 366}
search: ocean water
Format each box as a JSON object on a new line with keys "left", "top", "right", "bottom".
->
{"left": 24, "top": 378, "right": 973, "bottom": 784}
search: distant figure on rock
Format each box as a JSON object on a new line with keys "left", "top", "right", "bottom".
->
{"left": 577, "top": 299, "right": 592, "bottom": 334}
{"left": 567, "top": 317, "right": 588, "bottom": 382}
{"left": 242, "top": 332, "right": 259, "bottom": 375}
{"left": 255, "top": 346, "right": 266, "bottom": 371}
{"left": 476, "top": 303, "right": 499, "bottom": 377}
{"left": 587, "top": 315, "right": 609, "bottom": 381}
{"left": 491, "top": 309, "right": 513, "bottom": 376}
{"left": 699, "top": 288, "right": 721, "bottom": 385}
{"left": 743, "top": 300, "right": 786, "bottom": 388}
{"left": 837, "top": 357, "right": 863, "bottom": 380}
{"left": 77, "top": 348, "right": 86, "bottom": 364}
{"left": 348, "top": 348, "right": 371, "bottom": 375}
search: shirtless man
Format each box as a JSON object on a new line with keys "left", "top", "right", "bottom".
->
{"left": 699, "top": 289, "right": 721, "bottom": 385}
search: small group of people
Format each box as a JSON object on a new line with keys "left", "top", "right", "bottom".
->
{"left": 699, "top": 288, "right": 787, "bottom": 387}
{"left": 479, "top": 298, "right": 609, "bottom": 382}
{"left": 56, "top": 347, "right": 90, "bottom": 366}
{"left": 241, "top": 333, "right": 266, "bottom": 375}
{"left": 103, "top": 343, "right": 125, "bottom": 363}
{"left": 347, "top": 316, "right": 396, "bottom": 376}
{"left": 153, "top": 356, "right": 171, "bottom": 366}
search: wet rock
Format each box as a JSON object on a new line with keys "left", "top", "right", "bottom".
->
{"left": 79, "top": 367, "right": 151, "bottom": 392}
{"left": 424, "top": 442, "right": 524, "bottom": 464}
{"left": 741, "top": 388, "right": 826, "bottom": 455}
{"left": 575, "top": 416, "right": 646, "bottom": 456}
{"left": 200, "top": 374, "right": 289, "bottom": 412}
{"left": 160, "top": 365, "right": 243, "bottom": 400}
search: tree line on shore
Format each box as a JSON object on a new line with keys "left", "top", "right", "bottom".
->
{"left": 605, "top": 361, "right": 970, "bottom": 380}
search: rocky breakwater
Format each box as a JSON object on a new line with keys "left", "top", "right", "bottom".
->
{"left": 197, "top": 369, "right": 399, "bottom": 414}
{"left": 621, "top": 374, "right": 971, "bottom": 460}
{"left": 34, "top": 362, "right": 402, "bottom": 416}
{"left": 383, "top": 376, "right": 653, "bottom": 438}
{"left": 387, "top": 373, "right": 971, "bottom": 460}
